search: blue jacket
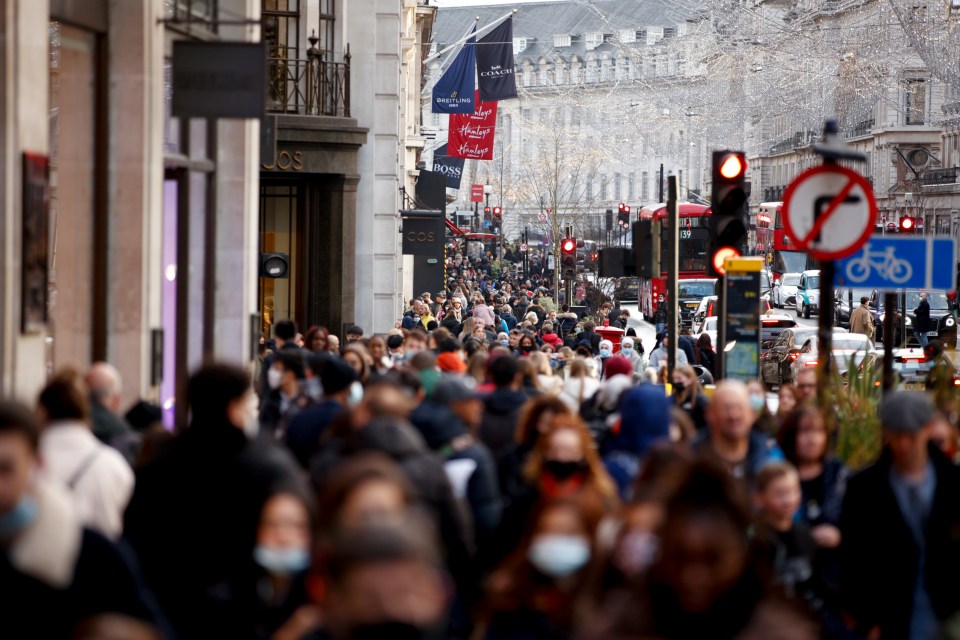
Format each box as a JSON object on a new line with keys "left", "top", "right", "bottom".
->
{"left": 691, "top": 431, "right": 784, "bottom": 489}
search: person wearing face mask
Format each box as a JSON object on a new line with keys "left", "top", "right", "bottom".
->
{"left": 496, "top": 416, "right": 619, "bottom": 565}
{"left": 0, "top": 401, "right": 171, "bottom": 637}
{"left": 596, "top": 339, "right": 615, "bottom": 376}
{"left": 123, "top": 364, "right": 301, "bottom": 638}
{"left": 671, "top": 365, "right": 710, "bottom": 432}
{"left": 251, "top": 488, "right": 316, "bottom": 638}
{"left": 517, "top": 333, "right": 538, "bottom": 356}
{"left": 285, "top": 357, "right": 358, "bottom": 468}
{"left": 478, "top": 496, "right": 605, "bottom": 639}
{"left": 260, "top": 350, "right": 312, "bottom": 440}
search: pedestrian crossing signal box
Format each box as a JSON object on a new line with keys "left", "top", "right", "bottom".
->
{"left": 632, "top": 219, "right": 661, "bottom": 278}
{"left": 260, "top": 253, "right": 290, "bottom": 279}
{"left": 721, "top": 257, "right": 763, "bottom": 382}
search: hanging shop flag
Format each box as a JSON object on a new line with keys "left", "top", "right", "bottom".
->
{"left": 432, "top": 144, "right": 465, "bottom": 189}
{"left": 476, "top": 17, "right": 518, "bottom": 103}
{"left": 448, "top": 91, "right": 497, "bottom": 160}
{"left": 432, "top": 29, "right": 476, "bottom": 114}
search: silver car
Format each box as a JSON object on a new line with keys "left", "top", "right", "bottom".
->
{"left": 773, "top": 272, "right": 801, "bottom": 309}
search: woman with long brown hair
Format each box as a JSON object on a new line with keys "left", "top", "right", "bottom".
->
{"left": 670, "top": 365, "right": 710, "bottom": 432}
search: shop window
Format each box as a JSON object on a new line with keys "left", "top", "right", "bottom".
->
{"left": 259, "top": 183, "right": 300, "bottom": 338}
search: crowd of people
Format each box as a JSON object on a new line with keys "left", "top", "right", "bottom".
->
{"left": 3, "top": 249, "right": 960, "bottom": 640}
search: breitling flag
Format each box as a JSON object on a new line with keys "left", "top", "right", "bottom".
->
{"left": 432, "top": 28, "right": 476, "bottom": 114}
{"left": 476, "top": 17, "right": 518, "bottom": 103}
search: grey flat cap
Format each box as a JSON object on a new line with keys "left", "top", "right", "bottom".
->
{"left": 879, "top": 391, "right": 935, "bottom": 433}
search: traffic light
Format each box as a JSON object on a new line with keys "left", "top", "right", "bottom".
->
{"left": 899, "top": 216, "right": 917, "bottom": 233}
{"left": 483, "top": 206, "right": 491, "bottom": 220}
{"left": 561, "top": 237, "right": 577, "bottom": 279}
{"left": 492, "top": 206, "right": 502, "bottom": 219}
{"left": 617, "top": 203, "right": 630, "bottom": 228}
{"left": 709, "top": 150, "right": 749, "bottom": 276}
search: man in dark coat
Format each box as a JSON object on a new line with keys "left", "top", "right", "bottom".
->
{"left": 258, "top": 319, "right": 300, "bottom": 399}
{"left": 579, "top": 321, "right": 602, "bottom": 355}
{"left": 914, "top": 291, "right": 932, "bottom": 349}
{"left": 840, "top": 391, "right": 960, "bottom": 640}
{"left": 123, "top": 364, "right": 302, "bottom": 638}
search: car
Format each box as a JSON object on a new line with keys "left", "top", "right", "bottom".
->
{"left": 790, "top": 331, "right": 869, "bottom": 381}
{"left": 794, "top": 269, "right": 821, "bottom": 319}
{"left": 677, "top": 279, "right": 718, "bottom": 328}
{"left": 760, "top": 311, "right": 799, "bottom": 352}
{"left": 856, "top": 348, "right": 960, "bottom": 389}
{"left": 871, "top": 289, "right": 957, "bottom": 348}
{"left": 614, "top": 277, "right": 638, "bottom": 303}
{"left": 692, "top": 295, "right": 772, "bottom": 333}
{"left": 696, "top": 315, "right": 718, "bottom": 348}
{"left": 834, "top": 287, "right": 876, "bottom": 329}
{"left": 773, "top": 272, "right": 801, "bottom": 309}
{"left": 760, "top": 326, "right": 821, "bottom": 387}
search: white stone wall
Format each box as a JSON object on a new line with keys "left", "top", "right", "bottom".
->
{"left": 348, "top": 0, "right": 403, "bottom": 334}
{"left": 0, "top": 0, "right": 50, "bottom": 401}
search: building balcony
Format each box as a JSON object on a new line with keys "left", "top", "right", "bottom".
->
{"left": 845, "top": 118, "right": 874, "bottom": 139}
{"left": 266, "top": 46, "right": 351, "bottom": 118}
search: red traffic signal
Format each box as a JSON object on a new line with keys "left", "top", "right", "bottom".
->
{"left": 561, "top": 237, "right": 576, "bottom": 254}
{"left": 618, "top": 202, "right": 626, "bottom": 213}
{"left": 483, "top": 206, "right": 491, "bottom": 215}
{"left": 493, "top": 206, "right": 502, "bottom": 218}
{"left": 899, "top": 216, "right": 916, "bottom": 233}
{"left": 718, "top": 154, "right": 747, "bottom": 180}
{"left": 711, "top": 246, "right": 741, "bottom": 276}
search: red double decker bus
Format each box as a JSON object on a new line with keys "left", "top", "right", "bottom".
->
{"left": 636, "top": 203, "right": 712, "bottom": 319}
{"left": 758, "top": 201, "right": 814, "bottom": 281}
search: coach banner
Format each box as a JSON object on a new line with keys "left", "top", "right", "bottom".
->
{"left": 476, "top": 17, "right": 518, "bottom": 103}
{"left": 432, "top": 29, "right": 476, "bottom": 114}
{"left": 448, "top": 91, "right": 498, "bottom": 160}
{"left": 432, "top": 144, "right": 465, "bottom": 189}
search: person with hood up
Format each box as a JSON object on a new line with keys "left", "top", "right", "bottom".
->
{"left": 556, "top": 305, "right": 579, "bottom": 340}
{"left": 618, "top": 337, "right": 646, "bottom": 377}
{"left": 597, "top": 340, "right": 617, "bottom": 377}
{"left": 602, "top": 384, "right": 671, "bottom": 499}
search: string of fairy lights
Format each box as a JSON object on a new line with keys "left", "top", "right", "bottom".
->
{"left": 428, "top": 0, "right": 951, "bottom": 240}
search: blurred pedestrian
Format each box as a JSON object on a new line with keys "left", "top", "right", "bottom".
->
{"left": 671, "top": 365, "right": 710, "bottom": 432}
{"left": 0, "top": 400, "right": 169, "bottom": 637}
{"left": 692, "top": 380, "right": 783, "bottom": 489}
{"left": 38, "top": 369, "right": 134, "bottom": 539}
{"left": 123, "top": 363, "right": 301, "bottom": 637}
{"left": 840, "top": 391, "right": 960, "bottom": 639}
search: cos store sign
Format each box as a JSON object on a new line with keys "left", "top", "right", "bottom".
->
{"left": 401, "top": 215, "right": 444, "bottom": 256}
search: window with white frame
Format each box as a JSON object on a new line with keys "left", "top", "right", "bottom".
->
{"left": 904, "top": 77, "right": 926, "bottom": 125}
{"left": 628, "top": 172, "right": 636, "bottom": 200}
{"left": 641, "top": 171, "right": 649, "bottom": 200}
{"left": 585, "top": 32, "right": 604, "bottom": 51}
{"left": 513, "top": 38, "right": 528, "bottom": 54}
{"left": 554, "top": 34, "right": 571, "bottom": 48}
{"left": 619, "top": 29, "right": 635, "bottom": 43}
{"left": 614, "top": 173, "right": 622, "bottom": 200}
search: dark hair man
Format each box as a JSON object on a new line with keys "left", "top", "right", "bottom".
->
{"left": 123, "top": 364, "right": 301, "bottom": 637}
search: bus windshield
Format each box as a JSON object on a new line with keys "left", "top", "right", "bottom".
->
{"left": 775, "top": 251, "right": 814, "bottom": 275}
{"left": 662, "top": 225, "right": 708, "bottom": 273}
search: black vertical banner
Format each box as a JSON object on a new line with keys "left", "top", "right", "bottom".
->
{"left": 432, "top": 144, "right": 465, "bottom": 190}
{"left": 476, "top": 17, "right": 518, "bottom": 102}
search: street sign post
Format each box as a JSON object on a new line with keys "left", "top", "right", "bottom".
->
{"left": 721, "top": 257, "right": 763, "bottom": 382}
{"left": 834, "top": 235, "right": 957, "bottom": 291}
{"left": 470, "top": 184, "right": 484, "bottom": 203}
{"left": 782, "top": 164, "right": 877, "bottom": 260}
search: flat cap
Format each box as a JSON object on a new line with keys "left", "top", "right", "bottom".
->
{"left": 879, "top": 391, "right": 935, "bottom": 433}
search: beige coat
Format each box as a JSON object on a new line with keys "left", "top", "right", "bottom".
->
{"left": 850, "top": 303, "right": 874, "bottom": 338}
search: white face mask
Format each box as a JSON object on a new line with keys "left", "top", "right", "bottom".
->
{"left": 267, "top": 367, "right": 284, "bottom": 390}
{"left": 242, "top": 392, "right": 259, "bottom": 440}
{"left": 347, "top": 381, "right": 364, "bottom": 408}
{"left": 527, "top": 534, "right": 591, "bottom": 578}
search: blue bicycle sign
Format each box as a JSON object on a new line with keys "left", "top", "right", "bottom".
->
{"left": 834, "top": 235, "right": 956, "bottom": 291}
{"left": 844, "top": 243, "right": 912, "bottom": 284}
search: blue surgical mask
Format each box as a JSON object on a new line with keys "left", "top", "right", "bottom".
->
{"left": 528, "top": 534, "right": 590, "bottom": 577}
{"left": 254, "top": 545, "right": 310, "bottom": 575}
{"left": 500, "top": 339, "right": 510, "bottom": 346}
{"left": 0, "top": 495, "right": 38, "bottom": 539}
{"left": 599, "top": 349, "right": 612, "bottom": 358}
